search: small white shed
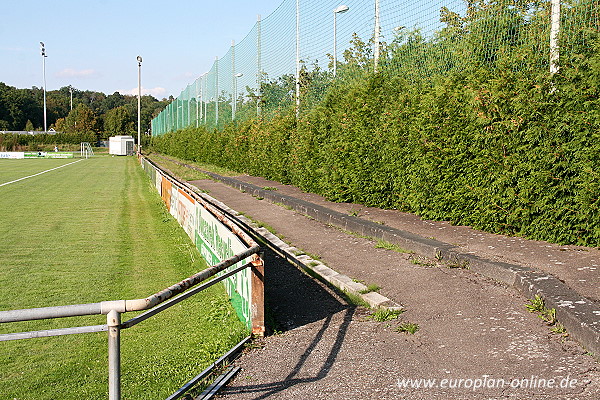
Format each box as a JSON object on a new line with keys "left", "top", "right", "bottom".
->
{"left": 109, "top": 136, "right": 135, "bottom": 156}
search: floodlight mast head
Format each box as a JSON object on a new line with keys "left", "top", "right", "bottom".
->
{"left": 137, "top": 55, "right": 142, "bottom": 64}
{"left": 334, "top": 5, "right": 349, "bottom": 14}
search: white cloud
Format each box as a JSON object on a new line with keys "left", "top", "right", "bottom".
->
{"left": 175, "top": 72, "right": 197, "bottom": 81}
{"left": 55, "top": 68, "right": 100, "bottom": 79}
{"left": 118, "top": 86, "right": 167, "bottom": 98}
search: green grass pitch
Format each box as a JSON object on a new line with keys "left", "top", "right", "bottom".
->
{"left": 0, "top": 156, "right": 247, "bottom": 399}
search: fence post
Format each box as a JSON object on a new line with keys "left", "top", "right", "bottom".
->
{"left": 549, "top": 0, "right": 561, "bottom": 74}
{"left": 215, "top": 56, "right": 219, "bottom": 126}
{"left": 232, "top": 40, "right": 236, "bottom": 121}
{"left": 374, "top": 0, "right": 380, "bottom": 73}
{"left": 295, "top": 0, "right": 300, "bottom": 117}
{"left": 107, "top": 310, "right": 121, "bottom": 400}
{"left": 250, "top": 253, "right": 265, "bottom": 337}
{"left": 257, "top": 14, "right": 262, "bottom": 118}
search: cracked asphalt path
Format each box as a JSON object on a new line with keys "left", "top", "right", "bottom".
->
{"left": 184, "top": 175, "right": 600, "bottom": 400}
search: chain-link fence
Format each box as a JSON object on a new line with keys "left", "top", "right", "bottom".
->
{"left": 151, "top": 0, "right": 599, "bottom": 136}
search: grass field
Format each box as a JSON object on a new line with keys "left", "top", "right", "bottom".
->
{"left": 144, "top": 152, "right": 240, "bottom": 180}
{"left": 0, "top": 156, "right": 247, "bottom": 399}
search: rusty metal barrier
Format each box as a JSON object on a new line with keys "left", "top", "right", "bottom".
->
{"left": 0, "top": 159, "right": 265, "bottom": 400}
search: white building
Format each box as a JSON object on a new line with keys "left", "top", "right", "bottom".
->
{"left": 109, "top": 136, "right": 135, "bottom": 156}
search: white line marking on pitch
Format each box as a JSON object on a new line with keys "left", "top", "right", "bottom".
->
{"left": 0, "top": 159, "right": 85, "bottom": 188}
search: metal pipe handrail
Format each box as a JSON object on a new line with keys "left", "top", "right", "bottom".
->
{"left": 0, "top": 246, "right": 259, "bottom": 325}
{"left": 0, "top": 325, "right": 108, "bottom": 342}
{"left": 143, "top": 156, "right": 259, "bottom": 251}
{"left": 121, "top": 262, "right": 250, "bottom": 329}
{"left": 0, "top": 262, "right": 252, "bottom": 343}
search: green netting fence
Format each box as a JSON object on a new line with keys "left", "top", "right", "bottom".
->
{"left": 151, "top": 0, "right": 599, "bottom": 136}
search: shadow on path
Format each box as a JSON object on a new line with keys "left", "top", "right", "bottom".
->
{"left": 263, "top": 248, "right": 348, "bottom": 330}
{"left": 224, "top": 248, "right": 355, "bottom": 398}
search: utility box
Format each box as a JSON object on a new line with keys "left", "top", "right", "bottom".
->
{"left": 109, "top": 136, "right": 135, "bottom": 156}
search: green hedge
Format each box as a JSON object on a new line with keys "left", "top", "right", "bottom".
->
{"left": 151, "top": 42, "right": 600, "bottom": 247}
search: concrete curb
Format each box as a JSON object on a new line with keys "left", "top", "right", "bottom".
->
{"left": 201, "top": 172, "right": 600, "bottom": 357}
{"left": 190, "top": 188, "right": 403, "bottom": 312}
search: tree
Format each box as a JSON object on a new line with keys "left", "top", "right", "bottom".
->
{"left": 104, "top": 106, "right": 133, "bottom": 136}
{"left": 104, "top": 92, "right": 126, "bottom": 111}
{"left": 64, "top": 104, "right": 96, "bottom": 134}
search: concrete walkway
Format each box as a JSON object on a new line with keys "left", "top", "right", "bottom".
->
{"left": 158, "top": 158, "right": 600, "bottom": 399}
{"left": 233, "top": 176, "right": 600, "bottom": 304}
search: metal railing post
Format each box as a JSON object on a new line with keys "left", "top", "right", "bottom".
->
{"left": 107, "top": 310, "right": 121, "bottom": 400}
{"left": 250, "top": 253, "right": 265, "bottom": 337}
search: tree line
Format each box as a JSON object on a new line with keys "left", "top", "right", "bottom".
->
{"left": 0, "top": 82, "right": 172, "bottom": 138}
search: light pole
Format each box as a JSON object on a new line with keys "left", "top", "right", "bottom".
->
{"left": 333, "top": 5, "right": 349, "bottom": 77}
{"left": 136, "top": 56, "right": 142, "bottom": 154}
{"left": 233, "top": 72, "right": 243, "bottom": 121}
{"left": 40, "top": 42, "right": 47, "bottom": 132}
{"left": 69, "top": 85, "right": 73, "bottom": 111}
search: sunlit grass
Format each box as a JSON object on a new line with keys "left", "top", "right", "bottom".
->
{"left": 146, "top": 152, "right": 240, "bottom": 178}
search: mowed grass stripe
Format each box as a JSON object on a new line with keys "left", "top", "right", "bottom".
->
{"left": 0, "top": 158, "right": 83, "bottom": 185}
{"left": 0, "top": 157, "right": 247, "bottom": 399}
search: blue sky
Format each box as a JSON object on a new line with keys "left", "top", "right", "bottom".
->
{"left": 0, "top": 0, "right": 285, "bottom": 99}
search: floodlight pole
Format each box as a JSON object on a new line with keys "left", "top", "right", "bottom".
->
{"left": 333, "top": 5, "right": 349, "bottom": 77}
{"left": 40, "top": 42, "right": 47, "bottom": 132}
{"left": 69, "top": 86, "right": 73, "bottom": 111}
{"left": 137, "top": 56, "right": 142, "bottom": 154}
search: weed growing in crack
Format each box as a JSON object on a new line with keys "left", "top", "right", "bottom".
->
{"left": 374, "top": 240, "right": 411, "bottom": 253}
{"left": 359, "top": 284, "right": 381, "bottom": 294}
{"left": 526, "top": 295, "right": 567, "bottom": 336}
{"left": 369, "top": 308, "right": 405, "bottom": 322}
{"left": 396, "top": 322, "right": 419, "bottom": 334}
